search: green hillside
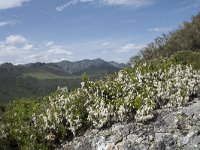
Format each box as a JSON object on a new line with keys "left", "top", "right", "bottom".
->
{"left": 0, "top": 60, "right": 122, "bottom": 103}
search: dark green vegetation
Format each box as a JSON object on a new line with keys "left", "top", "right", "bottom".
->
{"left": 0, "top": 13, "right": 200, "bottom": 150}
{"left": 129, "top": 13, "right": 200, "bottom": 66}
{"left": 0, "top": 59, "right": 125, "bottom": 103}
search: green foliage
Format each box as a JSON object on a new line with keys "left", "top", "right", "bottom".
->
{"left": 0, "top": 99, "right": 41, "bottom": 149}
{"left": 134, "top": 96, "right": 143, "bottom": 110}
{"left": 0, "top": 72, "right": 81, "bottom": 102}
{"left": 171, "top": 51, "right": 200, "bottom": 70}
{"left": 1, "top": 59, "right": 200, "bottom": 149}
{"left": 129, "top": 13, "right": 200, "bottom": 66}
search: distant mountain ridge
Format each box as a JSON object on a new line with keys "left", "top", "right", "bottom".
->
{"left": 22, "top": 58, "right": 126, "bottom": 74}
{"left": 0, "top": 59, "right": 127, "bottom": 102}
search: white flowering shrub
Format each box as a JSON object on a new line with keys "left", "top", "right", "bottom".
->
{"left": 123, "top": 61, "right": 200, "bottom": 121}
{"left": 82, "top": 75, "right": 135, "bottom": 128}
{"left": 31, "top": 89, "right": 88, "bottom": 149}
{"left": 0, "top": 58, "right": 200, "bottom": 149}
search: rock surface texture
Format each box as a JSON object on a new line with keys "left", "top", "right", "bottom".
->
{"left": 57, "top": 98, "right": 200, "bottom": 150}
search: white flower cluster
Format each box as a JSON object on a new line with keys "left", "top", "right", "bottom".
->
{"left": 82, "top": 76, "right": 136, "bottom": 128}
{"left": 0, "top": 124, "right": 7, "bottom": 139}
{"left": 32, "top": 89, "right": 86, "bottom": 142}
{"left": 30, "top": 61, "right": 200, "bottom": 143}
{"left": 121, "top": 63, "right": 200, "bottom": 121}
{"left": 81, "top": 62, "right": 200, "bottom": 126}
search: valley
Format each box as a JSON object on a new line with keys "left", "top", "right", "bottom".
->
{"left": 0, "top": 59, "right": 126, "bottom": 102}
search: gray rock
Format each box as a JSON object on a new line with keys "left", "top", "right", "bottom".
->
{"left": 56, "top": 98, "right": 200, "bottom": 150}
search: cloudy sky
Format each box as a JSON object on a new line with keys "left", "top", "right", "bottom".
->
{"left": 0, "top": 0, "right": 200, "bottom": 64}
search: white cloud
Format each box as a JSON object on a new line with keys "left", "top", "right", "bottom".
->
{"left": 5, "top": 35, "right": 27, "bottom": 45}
{"left": 0, "top": 35, "right": 74, "bottom": 64}
{"left": 56, "top": 0, "right": 94, "bottom": 11}
{"left": 0, "top": 21, "right": 12, "bottom": 27}
{"left": 0, "top": 44, "right": 31, "bottom": 56}
{"left": 116, "top": 43, "right": 144, "bottom": 53}
{"left": 0, "top": 36, "right": 144, "bottom": 64}
{"left": 58, "top": 38, "right": 146, "bottom": 62}
{"left": 23, "top": 44, "right": 34, "bottom": 50}
{"left": 44, "top": 41, "right": 54, "bottom": 47}
{"left": 44, "top": 41, "right": 73, "bottom": 55}
{"left": 52, "top": 58, "right": 67, "bottom": 63}
{"left": 102, "top": 50, "right": 109, "bottom": 54}
{"left": 0, "top": 0, "right": 31, "bottom": 10}
{"left": 0, "top": 35, "right": 36, "bottom": 63}
{"left": 101, "top": 41, "right": 115, "bottom": 46}
{"left": 0, "top": 35, "right": 32, "bottom": 58}
{"left": 0, "top": 44, "right": 18, "bottom": 56}
{"left": 56, "top": 0, "right": 78, "bottom": 11}
{"left": 0, "top": 20, "right": 17, "bottom": 27}
{"left": 56, "top": 0, "right": 152, "bottom": 11}
{"left": 148, "top": 27, "right": 172, "bottom": 32}
{"left": 16, "top": 54, "right": 42, "bottom": 64}
{"left": 47, "top": 47, "right": 72, "bottom": 55}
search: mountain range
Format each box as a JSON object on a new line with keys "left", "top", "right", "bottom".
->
{"left": 0, "top": 59, "right": 127, "bottom": 102}
{"left": 23, "top": 58, "right": 126, "bottom": 74}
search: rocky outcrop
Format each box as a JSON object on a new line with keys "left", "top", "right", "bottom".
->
{"left": 57, "top": 97, "right": 200, "bottom": 150}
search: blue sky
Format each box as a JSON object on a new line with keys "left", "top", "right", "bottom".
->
{"left": 0, "top": 0, "right": 200, "bottom": 64}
